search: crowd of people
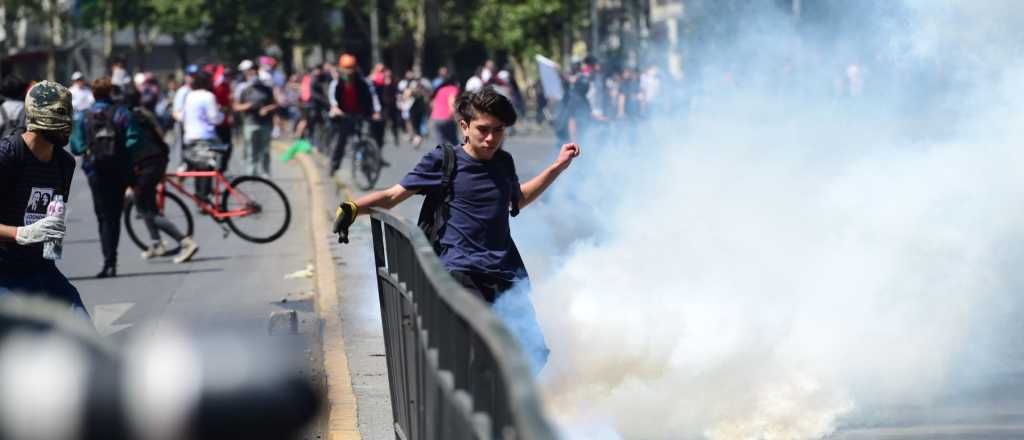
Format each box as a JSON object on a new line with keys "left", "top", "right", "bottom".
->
{"left": 0, "top": 50, "right": 632, "bottom": 344}
{"left": 0, "top": 53, "right": 541, "bottom": 282}
{"left": 551, "top": 56, "right": 667, "bottom": 148}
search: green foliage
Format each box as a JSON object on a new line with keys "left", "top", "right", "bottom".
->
{"left": 471, "top": 0, "right": 555, "bottom": 55}
{"left": 148, "top": 0, "right": 206, "bottom": 38}
{"left": 65, "top": 0, "right": 584, "bottom": 73}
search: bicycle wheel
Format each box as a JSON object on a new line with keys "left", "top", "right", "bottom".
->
{"left": 350, "top": 139, "right": 382, "bottom": 190}
{"left": 222, "top": 176, "right": 292, "bottom": 243}
{"left": 124, "top": 191, "right": 195, "bottom": 251}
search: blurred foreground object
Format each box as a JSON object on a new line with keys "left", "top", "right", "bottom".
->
{"left": 0, "top": 295, "right": 321, "bottom": 440}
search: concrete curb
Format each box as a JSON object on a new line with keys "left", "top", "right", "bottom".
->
{"left": 294, "top": 151, "right": 362, "bottom": 440}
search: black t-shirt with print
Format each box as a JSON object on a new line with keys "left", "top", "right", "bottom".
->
{"left": 0, "top": 133, "right": 75, "bottom": 270}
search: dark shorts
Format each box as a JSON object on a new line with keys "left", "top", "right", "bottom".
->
{"left": 449, "top": 271, "right": 515, "bottom": 304}
{"left": 449, "top": 270, "right": 549, "bottom": 374}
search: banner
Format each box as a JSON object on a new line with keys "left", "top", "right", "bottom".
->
{"left": 535, "top": 55, "right": 564, "bottom": 101}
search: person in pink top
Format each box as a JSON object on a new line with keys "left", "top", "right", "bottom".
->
{"left": 430, "top": 77, "right": 460, "bottom": 145}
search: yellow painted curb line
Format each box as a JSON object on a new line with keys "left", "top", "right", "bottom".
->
{"left": 294, "top": 150, "right": 362, "bottom": 440}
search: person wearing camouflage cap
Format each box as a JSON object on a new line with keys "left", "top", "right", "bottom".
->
{"left": 0, "top": 80, "right": 90, "bottom": 319}
{"left": 25, "top": 80, "right": 74, "bottom": 140}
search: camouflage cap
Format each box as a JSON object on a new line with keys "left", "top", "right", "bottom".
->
{"left": 25, "top": 80, "right": 73, "bottom": 133}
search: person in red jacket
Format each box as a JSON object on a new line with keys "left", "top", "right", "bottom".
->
{"left": 206, "top": 64, "right": 234, "bottom": 170}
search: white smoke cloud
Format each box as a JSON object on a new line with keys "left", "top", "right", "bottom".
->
{"left": 511, "top": 1, "right": 1024, "bottom": 439}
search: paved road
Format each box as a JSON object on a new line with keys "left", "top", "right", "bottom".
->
{"left": 59, "top": 146, "right": 323, "bottom": 438}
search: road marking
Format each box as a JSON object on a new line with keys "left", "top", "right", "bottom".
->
{"left": 296, "top": 148, "right": 362, "bottom": 440}
{"left": 92, "top": 302, "right": 135, "bottom": 336}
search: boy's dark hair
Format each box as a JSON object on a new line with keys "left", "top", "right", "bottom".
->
{"left": 0, "top": 74, "right": 29, "bottom": 100}
{"left": 454, "top": 86, "right": 517, "bottom": 126}
{"left": 92, "top": 77, "right": 113, "bottom": 100}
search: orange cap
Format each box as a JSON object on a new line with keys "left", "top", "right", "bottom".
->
{"left": 338, "top": 54, "right": 357, "bottom": 69}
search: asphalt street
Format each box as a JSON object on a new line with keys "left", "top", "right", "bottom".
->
{"left": 59, "top": 144, "right": 323, "bottom": 438}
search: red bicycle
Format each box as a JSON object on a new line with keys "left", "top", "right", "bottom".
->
{"left": 123, "top": 169, "right": 292, "bottom": 250}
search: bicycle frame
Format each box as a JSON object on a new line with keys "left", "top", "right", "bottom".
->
{"left": 156, "top": 171, "right": 257, "bottom": 221}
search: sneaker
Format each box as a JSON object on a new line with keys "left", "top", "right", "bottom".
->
{"left": 141, "top": 241, "right": 169, "bottom": 259}
{"left": 173, "top": 237, "right": 199, "bottom": 264}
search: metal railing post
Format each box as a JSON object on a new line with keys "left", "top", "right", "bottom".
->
{"left": 369, "top": 209, "right": 558, "bottom": 440}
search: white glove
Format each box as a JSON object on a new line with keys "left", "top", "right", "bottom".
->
{"left": 15, "top": 216, "right": 65, "bottom": 245}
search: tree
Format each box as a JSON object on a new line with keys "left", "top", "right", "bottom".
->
{"left": 468, "top": 0, "right": 589, "bottom": 80}
{"left": 6, "top": 0, "right": 71, "bottom": 80}
{"left": 148, "top": 0, "right": 206, "bottom": 70}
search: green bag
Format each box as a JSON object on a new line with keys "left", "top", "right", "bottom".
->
{"left": 280, "top": 138, "right": 312, "bottom": 162}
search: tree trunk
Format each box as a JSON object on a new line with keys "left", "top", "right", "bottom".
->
{"left": 1, "top": 6, "right": 7, "bottom": 59}
{"left": 370, "top": 0, "right": 381, "bottom": 66}
{"left": 423, "top": 0, "right": 439, "bottom": 73}
{"left": 133, "top": 22, "right": 145, "bottom": 71}
{"left": 103, "top": 0, "right": 114, "bottom": 61}
{"left": 562, "top": 7, "right": 572, "bottom": 70}
{"left": 173, "top": 34, "right": 189, "bottom": 73}
{"left": 281, "top": 37, "right": 295, "bottom": 77}
{"left": 590, "top": 0, "right": 599, "bottom": 57}
{"left": 412, "top": 0, "right": 425, "bottom": 75}
{"left": 45, "top": 0, "right": 63, "bottom": 81}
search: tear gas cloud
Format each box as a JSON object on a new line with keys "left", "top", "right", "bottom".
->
{"left": 511, "top": 1, "right": 1024, "bottom": 439}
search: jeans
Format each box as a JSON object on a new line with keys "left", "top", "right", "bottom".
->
{"left": 328, "top": 116, "right": 359, "bottom": 174}
{"left": 87, "top": 170, "right": 128, "bottom": 268}
{"left": 450, "top": 271, "right": 550, "bottom": 374}
{"left": 0, "top": 264, "right": 90, "bottom": 318}
{"left": 134, "top": 159, "right": 185, "bottom": 244}
{"left": 216, "top": 124, "right": 233, "bottom": 172}
{"left": 243, "top": 123, "right": 272, "bottom": 176}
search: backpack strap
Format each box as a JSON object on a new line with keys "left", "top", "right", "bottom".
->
{"left": 435, "top": 143, "right": 457, "bottom": 235}
{"left": 496, "top": 150, "right": 521, "bottom": 217}
{"left": 440, "top": 143, "right": 457, "bottom": 202}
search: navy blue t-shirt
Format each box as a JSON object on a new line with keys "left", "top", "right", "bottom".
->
{"left": 400, "top": 146, "right": 528, "bottom": 282}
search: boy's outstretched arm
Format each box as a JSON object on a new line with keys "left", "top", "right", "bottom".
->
{"left": 519, "top": 143, "right": 581, "bottom": 209}
{"left": 333, "top": 184, "right": 417, "bottom": 243}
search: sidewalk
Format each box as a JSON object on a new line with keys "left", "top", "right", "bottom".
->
{"left": 292, "top": 141, "right": 394, "bottom": 440}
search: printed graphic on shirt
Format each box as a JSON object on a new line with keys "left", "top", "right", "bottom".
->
{"left": 24, "top": 186, "right": 55, "bottom": 226}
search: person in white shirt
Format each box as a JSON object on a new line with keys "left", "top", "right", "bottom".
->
{"left": 181, "top": 71, "right": 225, "bottom": 200}
{"left": 464, "top": 67, "right": 484, "bottom": 92}
{"left": 69, "top": 72, "right": 94, "bottom": 115}
{"left": 111, "top": 58, "right": 131, "bottom": 88}
{"left": 172, "top": 65, "right": 199, "bottom": 157}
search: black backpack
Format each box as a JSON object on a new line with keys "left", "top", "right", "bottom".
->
{"left": 86, "top": 107, "right": 120, "bottom": 167}
{"left": 417, "top": 144, "right": 458, "bottom": 255}
{"left": 130, "top": 107, "right": 169, "bottom": 165}
{"left": 416, "top": 144, "right": 520, "bottom": 255}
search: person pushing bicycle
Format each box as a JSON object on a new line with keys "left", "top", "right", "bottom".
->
{"left": 123, "top": 85, "right": 199, "bottom": 263}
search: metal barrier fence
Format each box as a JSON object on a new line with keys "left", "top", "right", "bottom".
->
{"left": 370, "top": 209, "right": 559, "bottom": 440}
